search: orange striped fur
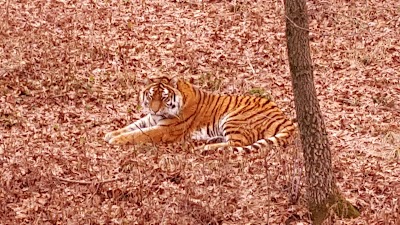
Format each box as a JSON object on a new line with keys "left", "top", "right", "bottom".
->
{"left": 104, "top": 77, "right": 295, "bottom": 153}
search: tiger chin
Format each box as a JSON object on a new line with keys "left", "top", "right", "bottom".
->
{"left": 104, "top": 76, "right": 295, "bottom": 154}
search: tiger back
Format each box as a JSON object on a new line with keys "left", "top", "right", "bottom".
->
{"left": 104, "top": 77, "right": 295, "bottom": 153}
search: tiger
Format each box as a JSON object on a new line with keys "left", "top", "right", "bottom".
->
{"left": 104, "top": 76, "right": 295, "bottom": 153}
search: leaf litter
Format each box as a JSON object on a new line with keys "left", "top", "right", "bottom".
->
{"left": 0, "top": 0, "right": 399, "bottom": 224}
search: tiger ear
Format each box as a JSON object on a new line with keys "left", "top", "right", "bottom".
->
{"left": 144, "top": 77, "right": 153, "bottom": 85}
{"left": 147, "top": 76, "right": 171, "bottom": 84}
{"left": 147, "top": 75, "right": 181, "bottom": 88}
{"left": 169, "top": 76, "right": 179, "bottom": 88}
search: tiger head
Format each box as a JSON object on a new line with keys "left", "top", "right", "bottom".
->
{"left": 140, "top": 76, "right": 183, "bottom": 118}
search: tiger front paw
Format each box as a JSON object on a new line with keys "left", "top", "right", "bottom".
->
{"left": 108, "top": 135, "right": 128, "bottom": 145}
{"left": 104, "top": 131, "right": 116, "bottom": 143}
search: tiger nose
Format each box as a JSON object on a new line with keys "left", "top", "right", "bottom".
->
{"left": 150, "top": 103, "right": 161, "bottom": 113}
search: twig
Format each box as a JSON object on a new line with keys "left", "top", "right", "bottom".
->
{"left": 280, "top": 0, "right": 311, "bottom": 32}
{"left": 54, "top": 176, "right": 125, "bottom": 185}
{"left": 245, "top": 53, "right": 256, "bottom": 75}
{"left": 5, "top": 0, "right": 10, "bottom": 23}
{"left": 285, "top": 14, "right": 311, "bottom": 32}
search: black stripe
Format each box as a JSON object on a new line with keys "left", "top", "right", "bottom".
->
{"left": 262, "top": 116, "right": 280, "bottom": 130}
{"left": 222, "top": 96, "right": 253, "bottom": 127}
{"left": 210, "top": 95, "right": 223, "bottom": 129}
{"left": 257, "top": 130, "right": 265, "bottom": 140}
{"left": 244, "top": 147, "right": 252, "bottom": 154}
{"left": 250, "top": 115, "right": 273, "bottom": 130}
{"left": 221, "top": 109, "right": 282, "bottom": 142}
{"left": 259, "top": 99, "right": 272, "bottom": 108}
{"left": 250, "top": 130, "right": 259, "bottom": 144}
{"left": 212, "top": 125, "right": 219, "bottom": 136}
{"left": 219, "top": 96, "right": 233, "bottom": 116}
{"left": 243, "top": 106, "right": 280, "bottom": 123}
{"left": 272, "top": 119, "right": 291, "bottom": 136}
{"left": 245, "top": 110, "right": 281, "bottom": 127}
{"left": 210, "top": 95, "right": 222, "bottom": 115}
{"left": 240, "top": 96, "right": 252, "bottom": 107}
{"left": 211, "top": 96, "right": 224, "bottom": 118}
{"left": 240, "top": 109, "right": 261, "bottom": 121}
{"left": 233, "top": 96, "right": 247, "bottom": 108}
{"left": 222, "top": 110, "right": 253, "bottom": 130}
{"left": 170, "top": 94, "right": 202, "bottom": 127}
{"left": 225, "top": 129, "right": 253, "bottom": 144}
{"left": 252, "top": 144, "right": 261, "bottom": 150}
{"left": 198, "top": 91, "right": 208, "bottom": 109}
{"left": 230, "top": 96, "right": 239, "bottom": 112}
{"left": 207, "top": 126, "right": 212, "bottom": 137}
{"left": 214, "top": 96, "right": 234, "bottom": 129}
{"left": 261, "top": 118, "right": 286, "bottom": 138}
{"left": 228, "top": 102, "right": 262, "bottom": 118}
{"left": 224, "top": 130, "right": 242, "bottom": 136}
{"left": 230, "top": 98, "right": 273, "bottom": 119}
{"left": 185, "top": 91, "right": 204, "bottom": 124}
{"left": 227, "top": 108, "right": 261, "bottom": 124}
{"left": 223, "top": 124, "right": 240, "bottom": 130}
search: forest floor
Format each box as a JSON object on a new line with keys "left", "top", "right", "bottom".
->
{"left": 1, "top": 0, "right": 399, "bottom": 224}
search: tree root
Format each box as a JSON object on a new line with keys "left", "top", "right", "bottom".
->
{"left": 310, "top": 191, "right": 360, "bottom": 225}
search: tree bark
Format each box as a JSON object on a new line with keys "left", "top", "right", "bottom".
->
{"left": 284, "top": 0, "right": 360, "bottom": 223}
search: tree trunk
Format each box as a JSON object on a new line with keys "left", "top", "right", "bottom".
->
{"left": 283, "top": 0, "right": 360, "bottom": 223}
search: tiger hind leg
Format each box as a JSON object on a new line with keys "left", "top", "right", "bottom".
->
{"left": 232, "top": 127, "right": 296, "bottom": 154}
{"left": 206, "top": 136, "right": 225, "bottom": 144}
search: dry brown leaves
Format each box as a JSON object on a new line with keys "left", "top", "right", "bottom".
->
{"left": 1, "top": 0, "right": 399, "bottom": 224}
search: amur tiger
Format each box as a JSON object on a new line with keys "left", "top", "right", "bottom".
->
{"left": 104, "top": 76, "right": 295, "bottom": 153}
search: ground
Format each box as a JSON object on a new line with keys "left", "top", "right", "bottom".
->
{"left": 0, "top": 0, "right": 399, "bottom": 224}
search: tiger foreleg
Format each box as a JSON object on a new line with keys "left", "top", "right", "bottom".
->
{"left": 104, "top": 115, "right": 157, "bottom": 143}
{"left": 104, "top": 127, "right": 131, "bottom": 142}
{"left": 108, "top": 126, "right": 180, "bottom": 145}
